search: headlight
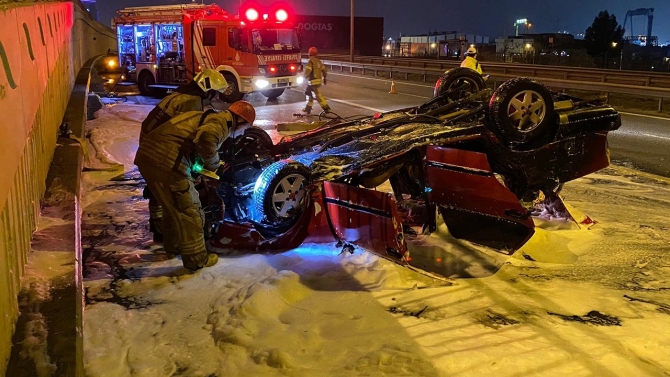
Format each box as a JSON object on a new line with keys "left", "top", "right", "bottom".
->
{"left": 297, "top": 76, "right": 304, "bottom": 85}
{"left": 259, "top": 67, "right": 266, "bottom": 75}
{"left": 107, "top": 59, "right": 116, "bottom": 68}
{"left": 255, "top": 79, "right": 269, "bottom": 89}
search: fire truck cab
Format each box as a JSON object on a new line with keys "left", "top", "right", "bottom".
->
{"left": 113, "top": 4, "right": 304, "bottom": 100}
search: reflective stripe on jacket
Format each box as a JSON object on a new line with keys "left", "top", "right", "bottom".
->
{"left": 304, "top": 56, "right": 327, "bottom": 86}
{"left": 134, "top": 110, "right": 232, "bottom": 176}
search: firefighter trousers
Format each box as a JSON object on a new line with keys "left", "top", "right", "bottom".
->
{"left": 143, "top": 187, "right": 163, "bottom": 238}
{"left": 304, "top": 85, "right": 330, "bottom": 112}
{"left": 138, "top": 165, "right": 207, "bottom": 258}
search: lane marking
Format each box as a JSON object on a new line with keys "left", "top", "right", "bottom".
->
{"left": 620, "top": 111, "right": 670, "bottom": 122}
{"left": 614, "top": 129, "right": 670, "bottom": 141}
{"left": 329, "top": 71, "right": 435, "bottom": 89}
{"left": 329, "top": 72, "right": 670, "bottom": 121}
{"left": 327, "top": 98, "right": 385, "bottom": 113}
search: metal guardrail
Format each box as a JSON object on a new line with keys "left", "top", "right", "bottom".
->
{"left": 308, "top": 55, "right": 670, "bottom": 112}
{"left": 318, "top": 54, "right": 670, "bottom": 89}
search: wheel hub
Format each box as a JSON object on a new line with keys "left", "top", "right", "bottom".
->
{"left": 507, "top": 89, "right": 546, "bottom": 132}
{"left": 272, "top": 174, "right": 306, "bottom": 218}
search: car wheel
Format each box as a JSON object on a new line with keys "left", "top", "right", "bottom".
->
{"left": 219, "top": 73, "right": 245, "bottom": 103}
{"left": 253, "top": 160, "right": 310, "bottom": 225}
{"left": 433, "top": 67, "right": 486, "bottom": 98}
{"left": 221, "top": 126, "right": 273, "bottom": 161}
{"left": 261, "top": 88, "right": 285, "bottom": 99}
{"left": 488, "top": 78, "right": 556, "bottom": 147}
{"left": 138, "top": 71, "right": 156, "bottom": 96}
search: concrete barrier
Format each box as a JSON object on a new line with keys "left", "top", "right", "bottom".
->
{"left": 0, "top": 2, "right": 115, "bottom": 374}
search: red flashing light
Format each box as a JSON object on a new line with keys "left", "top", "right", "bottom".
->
{"left": 289, "top": 64, "right": 297, "bottom": 72}
{"left": 245, "top": 8, "right": 259, "bottom": 21}
{"left": 276, "top": 9, "right": 288, "bottom": 22}
{"left": 269, "top": 66, "right": 277, "bottom": 73}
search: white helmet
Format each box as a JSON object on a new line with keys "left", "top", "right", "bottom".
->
{"left": 194, "top": 69, "right": 228, "bottom": 93}
{"left": 466, "top": 46, "right": 477, "bottom": 55}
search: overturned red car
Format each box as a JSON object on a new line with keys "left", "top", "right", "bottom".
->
{"left": 200, "top": 72, "right": 621, "bottom": 277}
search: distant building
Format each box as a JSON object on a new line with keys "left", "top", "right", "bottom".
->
{"left": 495, "top": 33, "right": 591, "bottom": 65}
{"left": 496, "top": 34, "right": 587, "bottom": 55}
{"left": 398, "top": 32, "right": 489, "bottom": 58}
{"left": 81, "top": 0, "right": 98, "bottom": 21}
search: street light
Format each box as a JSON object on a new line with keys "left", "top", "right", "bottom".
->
{"left": 514, "top": 18, "right": 528, "bottom": 36}
{"left": 612, "top": 42, "right": 623, "bottom": 70}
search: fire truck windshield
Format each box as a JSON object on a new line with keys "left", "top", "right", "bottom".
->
{"left": 252, "top": 28, "right": 300, "bottom": 52}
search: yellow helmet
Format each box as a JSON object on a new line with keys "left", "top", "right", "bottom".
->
{"left": 194, "top": 69, "right": 228, "bottom": 93}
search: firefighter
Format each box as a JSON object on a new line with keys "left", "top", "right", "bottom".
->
{"left": 141, "top": 69, "right": 228, "bottom": 243}
{"left": 302, "top": 47, "right": 331, "bottom": 115}
{"left": 461, "top": 46, "right": 483, "bottom": 75}
{"left": 134, "top": 100, "right": 257, "bottom": 271}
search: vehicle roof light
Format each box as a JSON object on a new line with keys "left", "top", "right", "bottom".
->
{"left": 276, "top": 9, "right": 288, "bottom": 22}
{"left": 245, "top": 8, "right": 259, "bottom": 21}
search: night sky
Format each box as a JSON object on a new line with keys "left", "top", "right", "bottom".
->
{"left": 97, "top": 0, "right": 670, "bottom": 43}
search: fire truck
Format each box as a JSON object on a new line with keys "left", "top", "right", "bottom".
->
{"left": 113, "top": 4, "right": 304, "bottom": 100}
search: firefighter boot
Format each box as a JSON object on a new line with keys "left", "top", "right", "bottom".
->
{"left": 301, "top": 105, "right": 312, "bottom": 115}
{"left": 182, "top": 252, "right": 219, "bottom": 271}
{"left": 322, "top": 105, "right": 331, "bottom": 113}
{"left": 149, "top": 218, "right": 164, "bottom": 243}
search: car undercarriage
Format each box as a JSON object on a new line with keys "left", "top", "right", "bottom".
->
{"left": 197, "top": 71, "right": 621, "bottom": 280}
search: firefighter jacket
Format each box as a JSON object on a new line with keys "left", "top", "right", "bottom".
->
{"left": 304, "top": 56, "right": 327, "bottom": 87}
{"left": 460, "top": 56, "right": 483, "bottom": 75}
{"left": 134, "top": 110, "right": 232, "bottom": 177}
{"left": 140, "top": 92, "right": 203, "bottom": 141}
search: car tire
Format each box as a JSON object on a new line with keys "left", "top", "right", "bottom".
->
{"left": 219, "top": 73, "right": 245, "bottom": 103}
{"left": 488, "top": 78, "right": 556, "bottom": 148}
{"left": 138, "top": 70, "right": 156, "bottom": 96}
{"left": 253, "top": 160, "right": 310, "bottom": 225}
{"left": 221, "top": 126, "right": 273, "bottom": 161}
{"left": 236, "top": 126, "right": 273, "bottom": 156}
{"left": 261, "top": 88, "right": 285, "bottom": 99}
{"left": 240, "top": 126, "right": 273, "bottom": 150}
{"left": 433, "top": 67, "right": 486, "bottom": 98}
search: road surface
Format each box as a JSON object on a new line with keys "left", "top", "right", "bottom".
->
{"left": 122, "top": 70, "right": 670, "bottom": 177}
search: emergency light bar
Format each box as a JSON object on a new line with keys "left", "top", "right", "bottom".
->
{"left": 275, "top": 9, "right": 288, "bottom": 22}
{"left": 241, "top": 3, "right": 290, "bottom": 23}
{"left": 245, "top": 8, "right": 259, "bottom": 21}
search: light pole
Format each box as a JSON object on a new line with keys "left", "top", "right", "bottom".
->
{"left": 612, "top": 42, "right": 623, "bottom": 70}
{"left": 350, "top": 0, "right": 354, "bottom": 62}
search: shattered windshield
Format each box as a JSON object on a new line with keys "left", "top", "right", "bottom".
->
{"left": 252, "top": 28, "right": 300, "bottom": 52}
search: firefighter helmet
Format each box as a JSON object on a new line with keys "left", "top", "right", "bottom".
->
{"left": 308, "top": 47, "right": 318, "bottom": 56}
{"left": 194, "top": 69, "right": 228, "bottom": 93}
{"left": 466, "top": 46, "right": 477, "bottom": 56}
{"left": 228, "top": 100, "right": 256, "bottom": 125}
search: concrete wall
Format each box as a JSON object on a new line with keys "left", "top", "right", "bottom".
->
{"left": 0, "top": 2, "right": 115, "bottom": 373}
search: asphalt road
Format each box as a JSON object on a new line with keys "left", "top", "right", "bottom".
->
{"left": 123, "top": 71, "right": 670, "bottom": 178}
